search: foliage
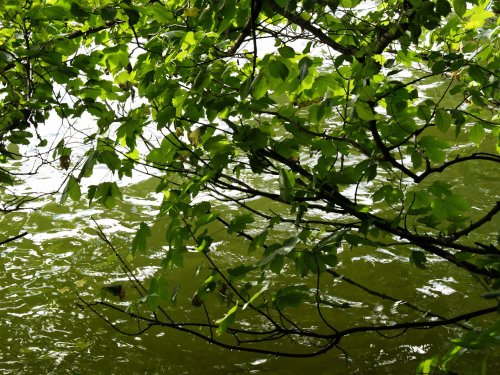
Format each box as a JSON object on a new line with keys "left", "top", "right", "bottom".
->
{"left": 1, "top": 0, "right": 500, "bottom": 370}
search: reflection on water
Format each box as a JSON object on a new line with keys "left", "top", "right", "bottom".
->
{"left": 416, "top": 278, "right": 458, "bottom": 298}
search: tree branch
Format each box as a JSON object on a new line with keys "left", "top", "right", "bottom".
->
{"left": 226, "top": 0, "right": 264, "bottom": 56}
{"left": 0, "top": 231, "right": 28, "bottom": 246}
{"left": 334, "top": 306, "right": 498, "bottom": 338}
{"left": 418, "top": 153, "right": 500, "bottom": 181}
{"left": 448, "top": 201, "right": 500, "bottom": 242}
{"left": 266, "top": 0, "right": 358, "bottom": 56}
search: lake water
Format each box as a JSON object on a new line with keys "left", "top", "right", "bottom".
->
{"left": 1, "top": 144, "right": 499, "bottom": 374}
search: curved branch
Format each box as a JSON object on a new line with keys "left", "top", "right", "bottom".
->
{"left": 80, "top": 292, "right": 497, "bottom": 358}
{"left": 266, "top": 0, "right": 358, "bottom": 56}
{"left": 334, "top": 306, "right": 498, "bottom": 338}
{"left": 418, "top": 153, "right": 500, "bottom": 181}
{"left": 448, "top": 201, "right": 500, "bottom": 242}
{"left": 369, "top": 120, "right": 419, "bottom": 181}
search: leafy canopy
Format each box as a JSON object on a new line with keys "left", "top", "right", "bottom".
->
{"left": 1, "top": 0, "right": 500, "bottom": 370}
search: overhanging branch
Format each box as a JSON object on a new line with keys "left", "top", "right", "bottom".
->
{"left": 266, "top": 0, "right": 358, "bottom": 56}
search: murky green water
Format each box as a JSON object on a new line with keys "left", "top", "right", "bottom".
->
{"left": 1, "top": 154, "right": 499, "bottom": 374}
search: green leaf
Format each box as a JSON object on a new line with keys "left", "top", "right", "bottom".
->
{"left": 355, "top": 101, "right": 375, "bottom": 121}
{"left": 372, "top": 185, "right": 403, "bottom": 205}
{"left": 78, "top": 149, "right": 98, "bottom": 180}
{"left": 100, "top": 6, "right": 117, "bottom": 20}
{"left": 87, "top": 182, "right": 122, "bottom": 208}
{"left": 298, "top": 61, "right": 309, "bottom": 83}
{"left": 431, "top": 59, "right": 447, "bottom": 74}
{"left": 481, "top": 290, "right": 500, "bottom": 299}
{"left": 409, "top": 147, "right": 423, "bottom": 169}
{"left": 435, "top": 108, "right": 452, "bottom": 133}
{"left": 195, "top": 235, "right": 213, "bottom": 253}
{"left": 278, "top": 46, "right": 295, "bottom": 58}
{"left": 343, "top": 233, "right": 376, "bottom": 247}
{"left": 30, "top": 5, "right": 71, "bottom": 20}
{"left": 259, "top": 236, "right": 300, "bottom": 268}
{"left": 98, "top": 150, "right": 121, "bottom": 171}
{"left": 436, "top": 0, "right": 452, "bottom": 17}
{"left": 270, "top": 254, "right": 285, "bottom": 274}
{"left": 468, "top": 65, "right": 486, "bottom": 84}
{"left": 320, "top": 253, "right": 338, "bottom": 267}
{"left": 249, "top": 230, "right": 268, "bottom": 252}
{"left": 279, "top": 168, "right": 295, "bottom": 202}
{"left": 273, "top": 285, "right": 309, "bottom": 310}
{"left": 216, "top": 302, "right": 238, "bottom": 335}
{"left": 445, "top": 193, "right": 470, "bottom": 214}
{"left": 131, "top": 222, "right": 152, "bottom": 255}
{"left": 227, "top": 265, "right": 255, "bottom": 282}
{"left": 228, "top": 213, "right": 254, "bottom": 234}
{"left": 417, "top": 104, "right": 432, "bottom": 123}
{"left": 410, "top": 250, "right": 427, "bottom": 269}
{"left": 429, "top": 181, "right": 451, "bottom": 198}
{"left": 469, "top": 123, "right": 485, "bottom": 146}
{"left": 464, "top": 5, "right": 494, "bottom": 29}
{"left": 192, "top": 68, "right": 211, "bottom": 92}
{"left": 145, "top": 276, "right": 169, "bottom": 309}
{"left": 240, "top": 77, "right": 252, "bottom": 99}
{"left": 251, "top": 73, "right": 268, "bottom": 99}
{"left": 451, "top": 321, "right": 500, "bottom": 349}
{"left": 150, "top": 3, "right": 173, "bottom": 23}
{"left": 0, "top": 170, "right": 14, "bottom": 185}
{"left": 122, "top": 5, "right": 140, "bottom": 26}
{"left": 60, "top": 175, "right": 81, "bottom": 204}
{"left": 417, "top": 358, "right": 438, "bottom": 374}
{"left": 419, "top": 136, "right": 448, "bottom": 164}
{"left": 268, "top": 60, "right": 289, "bottom": 81}
{"left": 70, "top": 2, "right": 89, "bottom": 17}
{"left": 453, "top": 0, "right": 466, "bottom": 17}
{"left": 242, "top": 284, "right": 268, "bottom": 310}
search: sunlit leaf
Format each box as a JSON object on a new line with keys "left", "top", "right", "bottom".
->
{"left": 242, "top": 284, "right": 268, "bottom": 310}
{"left": 464, "top": 5, "right": 494, "bottom": 29}
{"left": 75, "top": 279, "right": 86, "bottom": 288}
{"left": 216, "top": 302, "right": 238, "bottom": 335}
{"left": 184, "top": 7, "right": 200, "bottom": 17}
